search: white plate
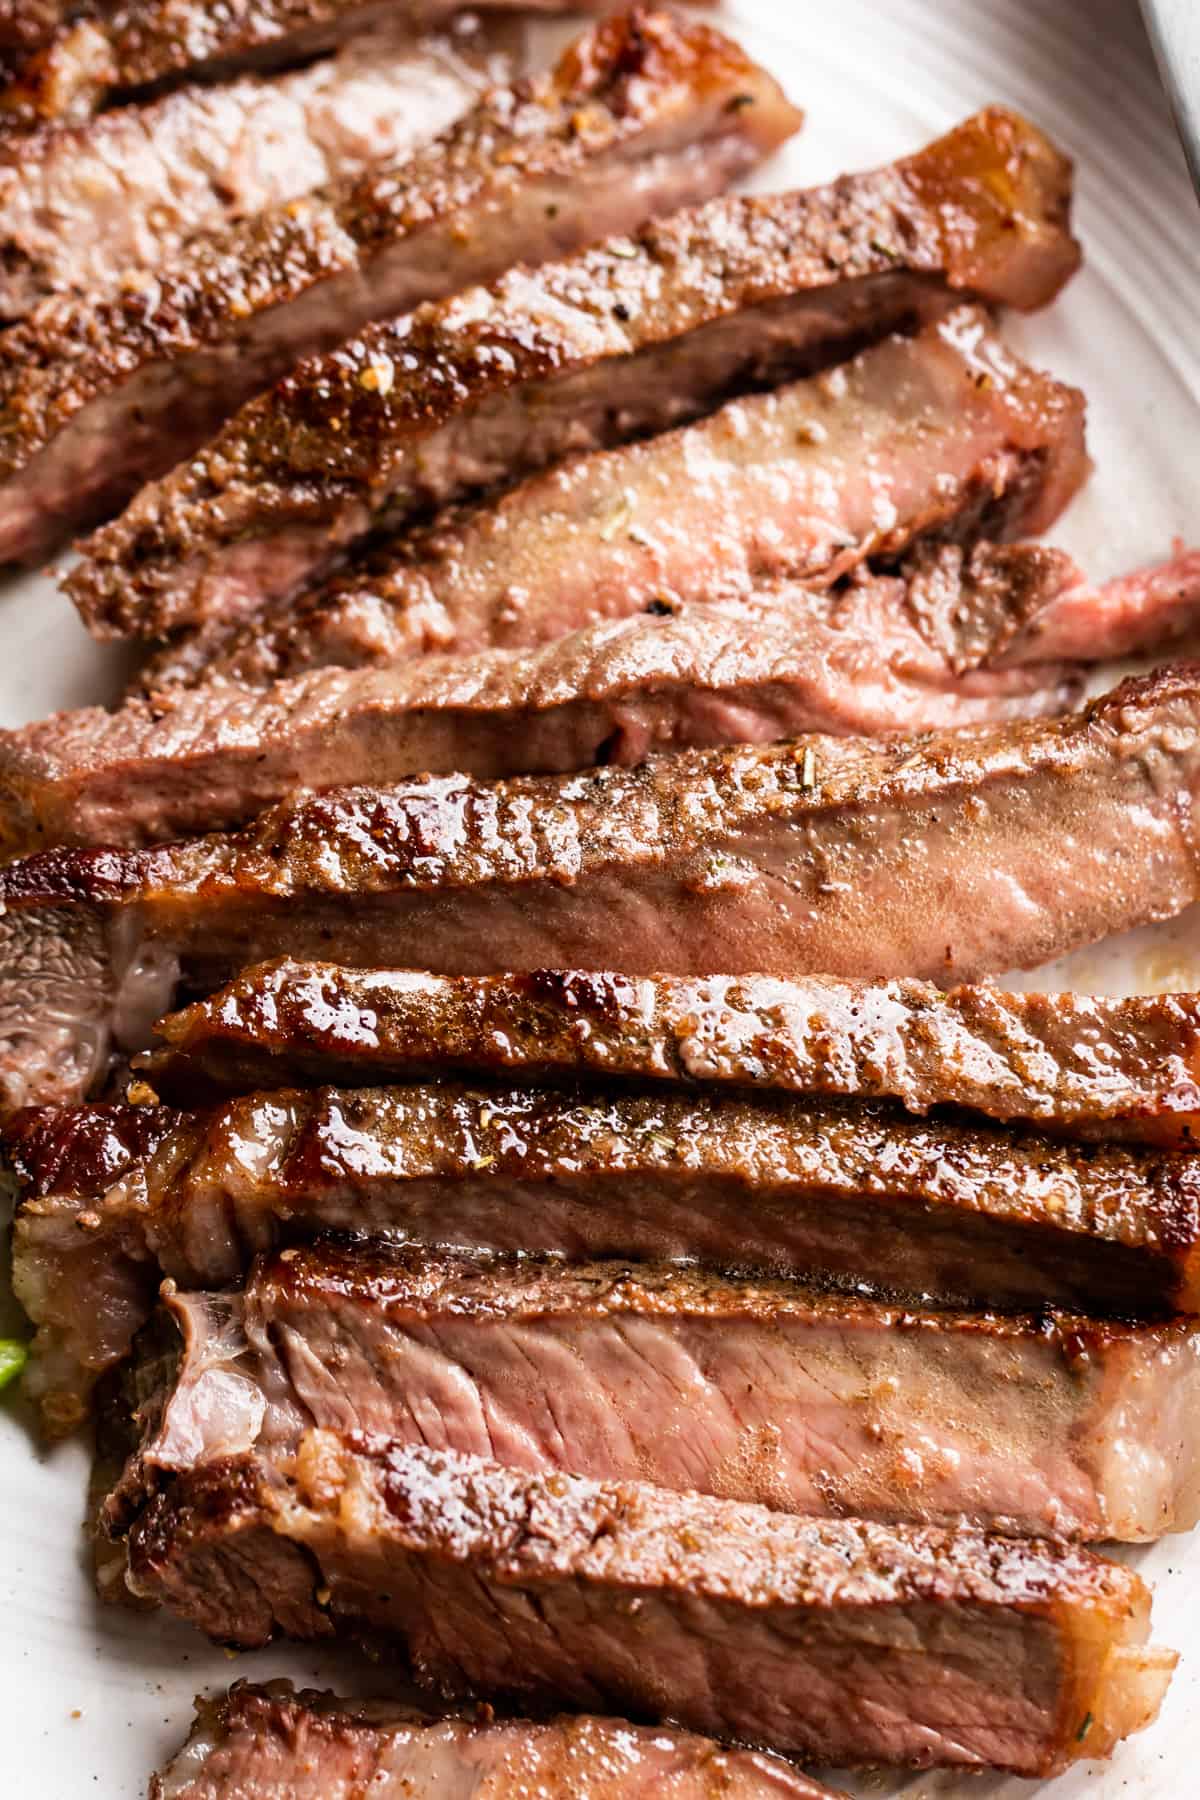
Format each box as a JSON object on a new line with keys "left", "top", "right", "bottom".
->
{"left": 2, "top": 0, "right": 1198, "bottom": 1792}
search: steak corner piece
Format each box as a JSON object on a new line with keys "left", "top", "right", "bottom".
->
{"left": 142, "top": 962, "right": 1200, "bottom": 1147}
{"left": 0, "top": 9, "right": 798, "bottom": 569}
{"left": 12, "top": 1082, "right": 1200, "bottom": 1436}
{"left": 1, "top": 665, "right": 1200, "bottom": 1118}
{"left": 150, "top": 1684, "right": 838, "bottom": 1800}
{"left": 65, "top": 104, "right": 1081, "bottom": 638}
{"left": 111, "top": 1241, "right": 1200, "bottom": 1543}
{"left": 125, "top": 1437, "right": 1175, "bottom": 1774}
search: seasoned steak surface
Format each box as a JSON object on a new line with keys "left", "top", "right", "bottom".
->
{"left": 111, "top": 1239, "right": 1200, "bottom": 1541}
{"left": 0, "top": 577, "right": 1086, "bottom": 857}
{"left": 135, "top": 309, "right": 1088, "bottom": 690}
{"left": 125, "top": 1436, "right": 1174, "bottom": 1773}
{"left": 151, "top": 1682, "right": 837, "bottom": 1800}
{"left": 67, "top": 105, "right": 1080, "bottom": 636}
{"left": 2, "top": 668, "right": 1200, "bottom": 1119}
{"left": 1, "top": 9, "right": 796, "bottom": 563}
{"left": 13, "top": 1080, "right": 1200, "bottom": 1434}
{"left": 0, "top": 14, "right": 512, "bottom": 321}
{"left": 143, "top": 961, "right": 1200, "bottom": 1147}
{"left": 0, "top": 0, "right": 612, "bottom": 128}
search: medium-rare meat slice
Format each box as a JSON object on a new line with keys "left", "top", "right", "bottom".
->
{"left": 154, "top": 524, "right": 1194, "bottom": 701}
{"left": 0, "top": 11, "right": 796, "bottom": 567}
{"left": 0, "top": 577, "right": 1093, "bottom": 857}
{"left": 141, "top": 962, "right": 1200, "bottom": 1147}
{"left": 151, "top": 1683, "right": 835, "bottom": 1800}
{"left": 0, "top": 1, "right": 612, "bottom": 129}
{"left": 66, "top": 106, "right": 1081, "bottom": 638}
{"left": 1, "top": 665, "right": 1199, "bottom": 1117}
{"left": 132, "top": 310, "right": 1090, "bottom": 689}
{"left": 124, "top": 1436, "right": 1175, "bottom": 1773}
{"left": 12, "top": 1082, "right": 1200, "bottom": 1435}
{"left": 111, "top": 1240, "right": 1200, "bottom": 1542}
{"left": 0, "top": 15, "right": 516, "bottom": 323}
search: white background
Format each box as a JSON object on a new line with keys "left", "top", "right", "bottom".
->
{"left": 1, "top": 0, "right": 1198, "bottom": 1792}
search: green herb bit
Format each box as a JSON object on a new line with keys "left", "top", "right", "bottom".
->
{"left": 0, "top": 1340, "right": 27, "bottom": 1391}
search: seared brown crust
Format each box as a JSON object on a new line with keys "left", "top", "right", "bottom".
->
{"left": 246, "top": 1238, "right": 1177, "bottom": 1339}
{"left": 125, "top": 1436, "right": 1171, "bottom": 1773}
{"left": 67, "top": 104, "right": 1080, "bottom": 639}
{"left": 0, "top": 664, "right": 1190, "bottom": 924}
{"left": 20, "top": 661, "right": 1185, "bottom": 923}
{"left": 0, "top": 16, "right": 511, "bottom": 323}
{"left": 0, "top": 9, "right": 796, "bottom": 564}
{"left": 150, "top": 1683, "right": 836, "bottom": 1800}
{"left": 3, "top": 1099, "right": 180, "bottom": 1195}
{"left": 0, "top": 580, "right": 1083, "bottom": 858}
{"left": 129, "top": 317, "right": 1089, "bottom": 695}
{"left": 0, "top": 1, "right": 613, "bottom": 128}
{"left": 106, "top": 1240, "right": 1200, "bottom": 1545}
{"left": 142, "top": 962, "right": 1200, "bottom": 1147}
{"left": 2, "top": 670, "right": 1200, "bottom": 1128}
{"left": 12, "top": 1079, "right": 1200, "bottom": 1437}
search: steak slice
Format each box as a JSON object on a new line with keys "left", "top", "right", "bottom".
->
{"left": 151, "top": 1683, "right": 835, "bottom": 1800}
{"left": 132, "top": 309, "right": 1090, "bottom": 690}
{"left": 0, "top": 579, "right": 1090, "bottom": 857}
{"left": 0, "top": 14, "right": 516, "bottom": 323}
{"left": 0, "top": 1, "right": 612, "bottom": 129}
{"left": 110, "top": 1240, "right": 1200, "bottom": 1542}
{"left": 12, "top": 1082, "right": 1200, "bottom": 1436}
{"left": 66, "top": 106, "right": 1081, "bottom": 638}
{"left": 0, "top": 10, "right": 796, "bottom": 568}
{"left": 141, "top": 962, "right": 1200, "bottom": 1147}
{"left": 124, "top": 1436, "right": 1175, "bottom": 1773}
{"left": 1, "top": 665, "right": 1199, "bottom": 1118}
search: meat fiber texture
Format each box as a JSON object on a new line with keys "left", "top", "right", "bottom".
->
{"left": 138, "top": 314, "right": 1092, "bottom": 691}
{"left": 11, "top": 1079, "right": 1200, "bottom": 1436}
{"left": 0, "top": 13, "right": 518, "bottom": 320}
{"left": 0, "top": 7, "right": 800, "bottom": 562}
{"left": 0, "top": 1, "right": 618, "bottom": 128}
{"left": 64, "top": 104, "right": 1081, "bottom": 637}
{"left": 150, "top": 1681, "right": 845, "bottom": 1799}
{"left": 124, "top": 1437, "right": 1175, "bottom": 1775}
{"left": 1, "top": 668, "right": 1199, "bottom": 1118}
{"left": 107, "top": 1239, "right": 1200, "bottom": 1542}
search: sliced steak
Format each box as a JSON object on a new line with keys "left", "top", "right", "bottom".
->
{"left": 0, "top": 10, "right": 796, "bottom": 567}
{"left": 152, "top": 1683, "right": 835, "bottom": 1800}
{"left": 66, "top": 106, "right": 1081, "bottom": 637}
{"left": 975, "top": 541, "right": 1200, "bottom": 666}
{"left": 12, "top": 1082, "right": 1200, "bottom": 1435}
{"left": 0, "top": 1, "right": 611, "bottom": 129}
{"left": 0, "top": 14, "right": 516, "bottom": 323}
{"left": 0, "top": 579, "right": 1089, "bottom": 858}
{"left": 141, "top": 962, "right": 1200, "bottom": 1147}
{"left": 2, "top": 665, "right": 1199, "bottom": 1117}
{"left": 124, "top": 1436, "right": 1175, "bottom": 1773}
{"left": 133, "top": 310, "right": 1090, "bottom": 689}
{"left": 111, "top": 1240, "right": 1200, "bottom": 1542}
